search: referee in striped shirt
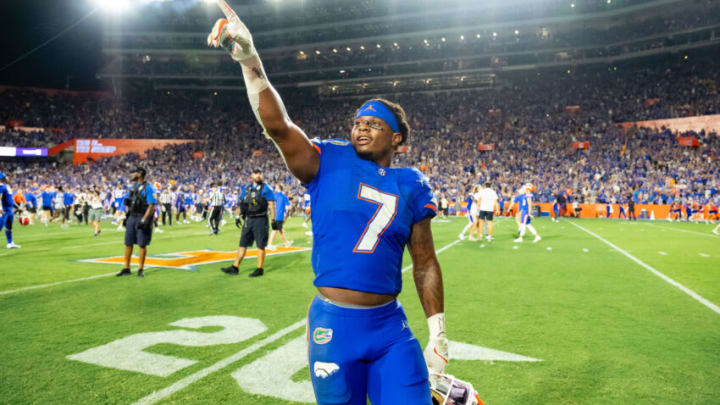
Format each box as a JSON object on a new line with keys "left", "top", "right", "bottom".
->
{"left": 208, "top": 183, "right": 225, "bottom": 235}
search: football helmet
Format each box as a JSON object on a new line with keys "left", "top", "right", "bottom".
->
{"left": 430, "top": 372, "right": 483, "bottom": 405}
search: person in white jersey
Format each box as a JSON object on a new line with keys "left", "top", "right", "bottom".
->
{"left": 476, "top": 181, "right": 499, "bottom": 242}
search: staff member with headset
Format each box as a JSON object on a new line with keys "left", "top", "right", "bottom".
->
{"left": 221, "top": 168, "right": 275, "bottom": 277}
{"left": 117, "top": 167, "right": 157, "bottom": 278}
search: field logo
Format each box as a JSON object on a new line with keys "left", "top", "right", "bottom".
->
{"left": 312, "top": 327, "right": 333, "bottom": 344}
{"left": 78, "top": 247, "right": 310, "bottom": 271}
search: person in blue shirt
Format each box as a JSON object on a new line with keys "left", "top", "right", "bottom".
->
{"left": 39, "top": 185, "right": 56, "bottom": 226}
{"left": 208, "top": 12, "right": 447, "bottom": 403}
{"left": 116, "top": 167, "right": 157, "bottom": 278}
{"left": 221, "top": 168, "right": 275, "bottom": 277}
{"left": 24, "top": 189, "right": 38, "bottom": 225}
{"left": 61, "top": 188, "right": 75, "bottom": 228}
{"left": 0, "top": 172, "right": 21, "bottom": 249}
{"left": 513, "top": 185, "right": 541, "bottom": 243}
{"left": 266, "top": 184, "right": 293, "bottom": 250}
{"left": 458, "top": 189, "right": 476, "bottom": 240}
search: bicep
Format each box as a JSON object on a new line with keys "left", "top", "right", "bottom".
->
{"left": 257, "top": 89, "right": 320, "bottom": 184}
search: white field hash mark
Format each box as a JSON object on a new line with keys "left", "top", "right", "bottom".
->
{"left": 567, "top": 220, "right": 720, "bottom": 315}
{"left": 659, "top": 251, "right": 668, "bottom": 256}
{"left": 136, "top": 238, "right": 462, "bottom": 404}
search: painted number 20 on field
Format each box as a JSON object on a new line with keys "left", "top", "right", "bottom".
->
{"left": 67, "top": 316, "right": 316, "bottom": 403}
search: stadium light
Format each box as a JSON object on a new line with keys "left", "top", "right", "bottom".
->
{"left": 360, "top": 45, "right": 365, "bottom": 50}
{"left": 476, "top": 34, "right": 481, "bottom": 38}
{"left": 492, "top": 32, "right": 497, "bottom": 38}
{"left": 441, "top": 37, "right": 446, "bottom": 42}
{"left": 514, "top": 29, "right": 519, "bottom": 35}
{"left": 93, "top": 0, "right": 130, "bottom": 13}
{"left": 315, "top": 50, "right": 321, "bottom": 55}
{"left": 332, "top": 48, "right": 338, "bottom": 53}
{"left": 376, "top": 43, "right": 381, "bottom": 48}
{"left": 460, "top": 35, "right": 464, "bottom": 41}
{"left": 570, "top": 3, "right": 575, "bottom": 8}
{"left": 346, "top": 47, "right": 351, "bottom": 52}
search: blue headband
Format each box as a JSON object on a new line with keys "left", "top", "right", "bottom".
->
{"left": 355, "top": 101, "right": 400, "bottom": 133}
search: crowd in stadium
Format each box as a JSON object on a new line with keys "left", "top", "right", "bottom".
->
{"left": 1, "top": 55, "right": 719, "bottom": 220}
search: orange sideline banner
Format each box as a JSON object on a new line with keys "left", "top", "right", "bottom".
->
{"left": 617, "top": 114, "right": 720, "bottom": 133}
{"left": 73, "top": 139, "right": 197, "bottom": 165}
{"left": 536, "top": 203, "right": 671, "bottom": 219}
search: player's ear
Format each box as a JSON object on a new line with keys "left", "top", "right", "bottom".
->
{"left": 391, "top": 132, "right": 403, "bottom": 148}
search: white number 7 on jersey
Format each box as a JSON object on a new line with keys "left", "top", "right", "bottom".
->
{"left": 353, "top": 183, "right": 399, "bottom": 253}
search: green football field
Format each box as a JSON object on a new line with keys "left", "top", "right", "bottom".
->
{"left": 1, "top": 216, "right": 719, "bottom": 404}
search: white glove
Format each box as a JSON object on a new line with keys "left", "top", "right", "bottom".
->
{"left": 207, "top": 1, "right": 256, "bottom": 63}
{"left": 423, "top": 312, "right": 449, "bottom": 374}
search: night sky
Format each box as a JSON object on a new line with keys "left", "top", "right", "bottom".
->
{"left": 0, "top": 0, "right": 104, "bottom": 90}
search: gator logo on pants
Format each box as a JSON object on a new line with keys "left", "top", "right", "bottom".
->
{"left": 312, "top": 327, "right": 333, "bottom": 345}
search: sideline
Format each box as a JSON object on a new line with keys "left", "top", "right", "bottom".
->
{"left": 643, "top": 222, "right": 719, "bottom": 238}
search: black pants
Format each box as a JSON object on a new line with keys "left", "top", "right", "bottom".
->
{"left": 162, "top": 203, "right": 172, "bottom": 225}
{"left": 82, "top": 204, "right": 90, "bottom": 225}
{"left": 209, "top": 206, "right": 222, "bottom": 234}
{"left": 628, "top": 206, "right": 636, "bottom": 220}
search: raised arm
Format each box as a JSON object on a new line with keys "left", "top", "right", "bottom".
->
{"left": 208, "top": 1, "right": 319, "bottom": 184}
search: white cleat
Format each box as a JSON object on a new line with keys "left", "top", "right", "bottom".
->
{"left": 514, "top": 237, "right": 523, "bottom": 243}
{"left": 458, "top": 233, "right": 466, "bottom": 241}
{"left": 305, "top": 230, "right": 313, "bottom": 236}
{"left": 155, "top": 228, "right": 164, "bottom": 233}
{"left": 116, "top": 226, "right": 124, "bottom": 231}
{"left": 533, "top": 235, "right": 542, "bottom": 243}
{"left": 284, "top": 240, "right": 294, "bottom": 247}
{"left": 302, "top": 222, "right": 308, "bottom": 229}
{"left": 6, "top": 242, "right": 21, "bottom": 249}
{"left": 713, "top": 229, "right": 719, "bottom": 235}
{"left": 266, "top": 244, "right": 277, "bottom": 251}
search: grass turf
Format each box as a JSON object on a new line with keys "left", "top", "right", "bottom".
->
{"left": 1, "top": 216, "right": 718, "bottom": 404}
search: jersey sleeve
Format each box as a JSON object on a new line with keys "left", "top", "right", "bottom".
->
{"left": 264, "top": 184, "right": 275, "bottom": 201}
{"left": 145, "top": 185, "right": 157, "bottom": 204}
{"left": 304, "top": 138, "right": 352, "bottom": 192}
{"left": 407, "top": 169, "right": 437, "bottom": 224}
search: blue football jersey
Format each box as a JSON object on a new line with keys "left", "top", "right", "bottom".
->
{"left": 1, "top": 184, "right": 13, "bottom": 213}
{"left": 515, "top": 194, "right": 530, "bottom": 214}
{"left": 306, "top": 139, "right": 437, "bottom": 295}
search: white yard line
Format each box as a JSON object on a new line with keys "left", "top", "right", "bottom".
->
{"left": 132, "top": 319, "right": 307, "bottom": 405}
{"left": 0, "top": 272, "right": 120, "bottom": 296}
{"left": 136, "top": 239, "right": 462, "bottom": 404}
{"left": 567, "top": 220, "right": 720, "bottom": 315}
{"left": 644, "top": 222, "right": 719, "bottom": 238}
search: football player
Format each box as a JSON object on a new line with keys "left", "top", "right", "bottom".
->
{"left": 0, "top": 172, "right": 21, "bottom": 249}
{"left": 458, "top": 187, "right": 476, "bottom": 240}
{"left": 209, "top": 7, "right": 447, "bottom": 403}
{"left": 513, "top": 184, "right": 541, "bottom": 243}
